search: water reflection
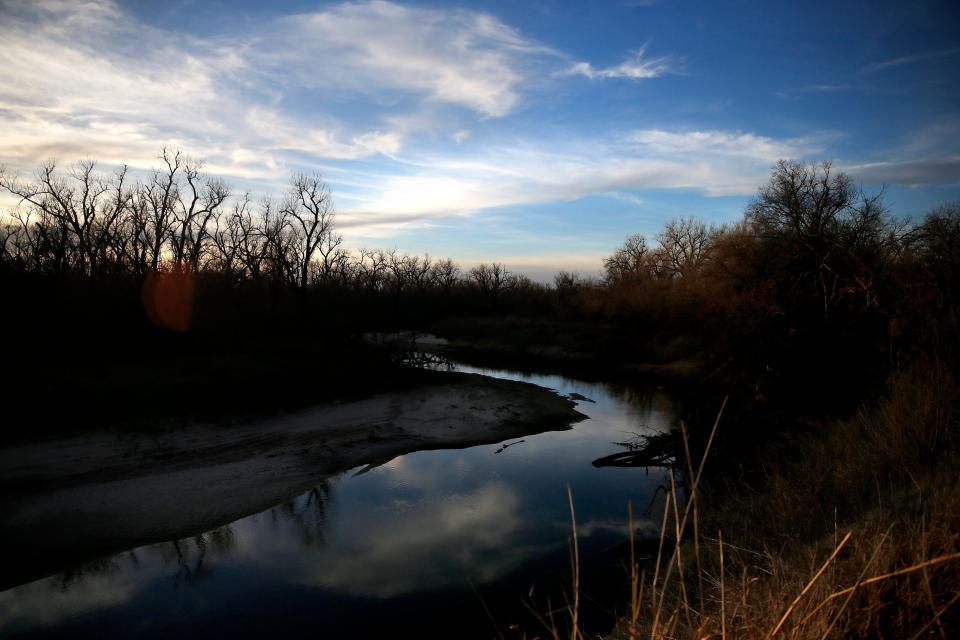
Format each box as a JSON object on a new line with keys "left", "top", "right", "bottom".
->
{"left": 0, "top": 561, "right": 138, "bottom": 633}
{"left": 592, "top": 432, "right": 676, "bottom": 468}
{"left": 161, "top": 526, "right": 238, "bottom": 586}
{"left": 299, "top": 480, "right": 533, "bottom": 598}
{"left": 274, "top": 482, "right": 332, "bottom": 548}
{"left": 0, "top": 366, "right": 676, "bottom": 639}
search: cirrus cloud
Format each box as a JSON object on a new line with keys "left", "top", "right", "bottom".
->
{"left": 563, "top": 45, "right": 678, "bottom": 80}
{"left": 0, "top": 0, "right": 559, "bottom": 180}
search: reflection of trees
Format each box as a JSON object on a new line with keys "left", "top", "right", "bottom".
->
{"left": 45, "top": 481, "right": 334, "bottom": 593}
{"left": 601, "top": 382, "right": 675, "bottom": 420}
{"left": 50, "top": 524, "right": 237, "bottom": 592}
{"left": 157, "top": 479, "right": 335, "bottom": 585}
{"left": 270, "top": 480, "right": 333, "bottom": 547}
{"left": 159, "top": 525, "right": 237, "bottom": 587}
{"left": 57, "top": 556, "right": 123, "bottom": 591}
{"left": 392, "top": 350, "right": 455, "bottom": 371}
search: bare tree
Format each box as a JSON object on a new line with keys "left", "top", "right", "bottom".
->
{"left": 169, "top": 157, "right": 229, "bottom": 271}
{"left": 355, "top": 248, "right": 389, "bottom": 292}
{"left": 0, "top": 159, "right": 133, "bottom": 276}
{"left": 470, "top": 262, "right": 514, "bottom": 295}
{"left": 604, "top": 233, "right": 650, "bottom": 283}
{"left": 140, "top": 148, "right": 184, "bottom": 270}
{"left": 208, "top": 193, "right": 253, "bottom": 279}
{"left": 909, "top": 202, "right": 960, "bottom": 315}
{"left": 236, "top": 197, "right": 274, "bottom": 280}
{"left": 406, "top": 254, "right": 433, "bottom": 294}
{"left": 314, "top": 229, "right": 346, "bottom": 289}
{"left": 279, "top": 173, "right": 336, "bottom": 291}
{"left": 746, "top": 160, "right": 892, "bottom": 320}
{"left": 655, "top": 216, "right": 712, "bottom": 279}
{"left": 430, "top": 257, "right": 461, "bottom": 293}
{"left": 261, "top": 199, "right": 298, "bottom": 285}
{"left": 0, "top": 219, "right": 28, "bottom": 267}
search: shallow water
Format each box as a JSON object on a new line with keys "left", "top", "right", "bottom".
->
{"left": 0, "top": 364, "right": 675, "bottom": 639}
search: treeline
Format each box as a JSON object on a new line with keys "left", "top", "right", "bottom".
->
{"left": 2, "top": 152, "right": 958, "bottom": 410}
{"left": 0, "top": 150, "right": 551, "bottom": 433}
{"left": 0, "top": 148, "right": 541, "bottom": 305}
{"left": 548, "top": 161, "right": 959, "bottom": 413}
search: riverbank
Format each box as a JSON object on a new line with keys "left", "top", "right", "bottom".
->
{"left": 0, "top": 371, "right": 584, "bottom": 592}
{"left": 422, "top": 317, "right": 710, "bottom": 387}
{"left": 601, "top": 356, "right": 960, "bottom": 639}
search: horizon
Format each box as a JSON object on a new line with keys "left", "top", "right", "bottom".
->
{"left": 1, "top": 0, "right": 958, "bottom": 280}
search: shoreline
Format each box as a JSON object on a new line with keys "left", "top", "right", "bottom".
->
{"left": 0, "top": 371, "right": 585, "bottom": 592}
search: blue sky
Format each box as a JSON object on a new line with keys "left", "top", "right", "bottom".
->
{"left": 1, "top": 0, "right": 958, "bottom": 278}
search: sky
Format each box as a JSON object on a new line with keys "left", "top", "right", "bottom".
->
{"left": 0, "top": 0, "right": 958, "bottom": 279}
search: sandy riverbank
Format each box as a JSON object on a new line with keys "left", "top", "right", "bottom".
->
{"left": 0, "top": 372, "right": 584, "bottom": 591}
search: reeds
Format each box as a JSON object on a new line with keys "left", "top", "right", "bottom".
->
{"left": 522, "top": 367, "right": 960, "bottom": 638}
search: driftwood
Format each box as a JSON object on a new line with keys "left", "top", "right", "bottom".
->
{"left": 592, "top": 432, "right": 676, "bottom": 468}
{"left": 494, "top": 439, "right": 525, "bottom": 454}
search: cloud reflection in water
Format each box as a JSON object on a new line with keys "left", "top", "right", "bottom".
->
{"left": 297, "top": 481, "right": 545, "bottom": 598}
{"left": 0, "top": 367, "right": 674, "bottom": 638}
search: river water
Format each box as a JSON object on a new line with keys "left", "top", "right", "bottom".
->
{"left": 0, "top": 364, "right": 675, "bottom": 639}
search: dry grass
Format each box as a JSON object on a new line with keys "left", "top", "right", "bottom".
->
{"left": 518, "top": 356, "right": 960, "bottom": 639}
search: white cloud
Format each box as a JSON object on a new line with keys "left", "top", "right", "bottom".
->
{"left": 839, "top": 118, "right": 960, "bottom": 187}
{"left": 862, "top": 47, "right": 960, "bottom": 73}
{"left": 15, "top": 0, "right": 942, "bottom": 247}
{"left": 0, "top": 0, "right": 555, "bottom": 183}
{"left": 0, "top": 1, "right": 817, "bottom": 238}
{"left": 251, "top": 0, "right": 556, "bottom": 118}
{"left": 628, "top": 129, "right": 809, "bottom": 161}
{"left": 842, "top": 157, "right": 960, "bottom": 187}
{"left": 565, "top": 46, "right": 677, "bottom": 80}
{"left": 243, "top": 108, "right": 403, "bottom": 160}
{"left": 336, "top": 128, "right": 819, "bottom": 232}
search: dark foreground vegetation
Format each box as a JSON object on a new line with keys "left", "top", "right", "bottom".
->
{"left": 2, "top": 151, "right": 959, "bottom": 636}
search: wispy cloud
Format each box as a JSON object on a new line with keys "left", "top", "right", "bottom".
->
{"left": 841, "top": 118, "right": 960, "bottom": 187}
{"left": 842, "top": 157, "right": 960, "bottom": 186}
{"left": 336, "top": 128, "right": 820, "bottom": 231}
{"left": 628, "top": 129, "right": 811, "bottom": 160}
{"left": 862, "top": 47, "right": 960, "bottom": 73}
{"left": 347, "top": 127, "right": 824, "bottom": 229}
{"left": 0, "top": 0, "right": 556, "bottom": 181}
{"left": 4, "top": 0, "right": 951, "bottom": 247}
{"left": 564, "top": 45, "right": 677, "bottom": 80}
{"left": 775, "top": 84, "right": 856, "bottom": 101}
{"left": 259, "top": 1, "right": 559, "bottom": 118}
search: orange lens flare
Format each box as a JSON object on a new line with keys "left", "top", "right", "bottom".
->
{"left": 141, "top": 265, "right": 196, "bottom": 332}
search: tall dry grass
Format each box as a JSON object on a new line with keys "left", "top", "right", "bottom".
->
{"left": 518, "top": 357, "right": 960, "bottom": 639}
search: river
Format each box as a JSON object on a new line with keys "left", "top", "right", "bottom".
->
{"left": 0, "top": 363, "right": 676, "bottom": 639}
